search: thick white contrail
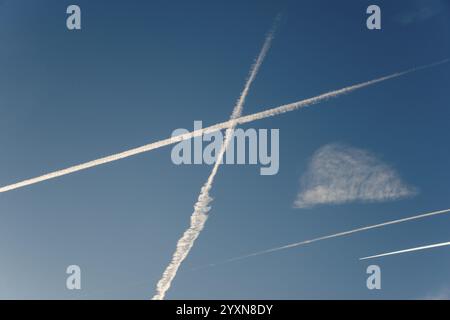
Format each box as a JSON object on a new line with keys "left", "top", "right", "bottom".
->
{"left": 360, "top": 241, "right": 450, "bottom": 260}
{"left": 151, "top": 18, "right": 278, "bottom": 300}
{"left": 197, "top": 208, "right": 450, "bottom": 268}
{"left": 1, "top": 58, "right": 448, "bottom": 194}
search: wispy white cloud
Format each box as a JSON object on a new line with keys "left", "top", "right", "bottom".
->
{"left": 395, "top": 0, "right": 447, "bottom": 25}
{"left": 424, "top": 287, "right": 450, "bottom": 300}
{"left": 294, "top": 143, "right": 417, "bottom": 208}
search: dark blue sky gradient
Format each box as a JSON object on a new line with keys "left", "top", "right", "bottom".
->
{"left": 0, "top": 0, "right": 449, "bottom": 299}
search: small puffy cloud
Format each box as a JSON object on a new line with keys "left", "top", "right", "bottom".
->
{"left": 294, "top": 143, "right": 417, "bottom": 209}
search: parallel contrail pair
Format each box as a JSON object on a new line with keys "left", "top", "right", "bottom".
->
{"left": 152, "top": 16, "right": 279, "bottom": 300}
{"left": 196, "top": 208, "right": 450, "bottom": 268}
{"left": 360, "top": 241, "right": 450, "bottom": 260}
{"left": 1, "top": 58, "right": 448, "bottom": 195}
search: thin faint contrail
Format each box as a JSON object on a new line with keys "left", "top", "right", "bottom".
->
{"left": 1, "top": 58, "right": 448, "bottom": 194}
{"left": 151, "top": 17, "right": 279, "bottom": 300}
{"left": 195, "top": 208, "right": 450, "bottom": 268}
{"left": 360, "top": 241, "right": 450, "bottom": 260}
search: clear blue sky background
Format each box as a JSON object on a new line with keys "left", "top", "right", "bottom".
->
{"left": 0, "top": 0, "right": 449, "bottom": 299}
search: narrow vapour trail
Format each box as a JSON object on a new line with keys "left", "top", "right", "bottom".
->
{"left": 194, "top": 208, "right": 450, "bottom": 269}
{"left": 151, "top": 18, "right": 279, "bottom": 300}
{"left": 1, "top": 58, "right": 448, "bottom": 194}
{"left": 360, "top": 241, "right": 450, "bottom": 260}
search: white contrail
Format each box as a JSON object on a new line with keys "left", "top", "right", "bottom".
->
{"left": 197, "top": 208, "right": 450, "bottom": 268}
{"left": 1, "top": 58, "right": 448, "bottom": 194}
{"left": 151, "top": 18, "right": 279, "bottom": 300}
{"left": 360, "top": 241, "right": 450, "bottom": 260}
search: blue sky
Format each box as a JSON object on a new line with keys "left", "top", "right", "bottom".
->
{"left": 0, "top": 0, "right": 449, "bottom": 299}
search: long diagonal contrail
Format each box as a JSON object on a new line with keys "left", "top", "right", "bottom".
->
{"left": 152, "top": 17, "right": 279, "bottom": 300}
{"left": 0, "top": 58, "right": 448, "bottom": 194}
{"left": 360, "top": 241, "right": 450, "bottom": 260}
{"left": 196, "top": 208, "right": 450, "bottom": 268}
